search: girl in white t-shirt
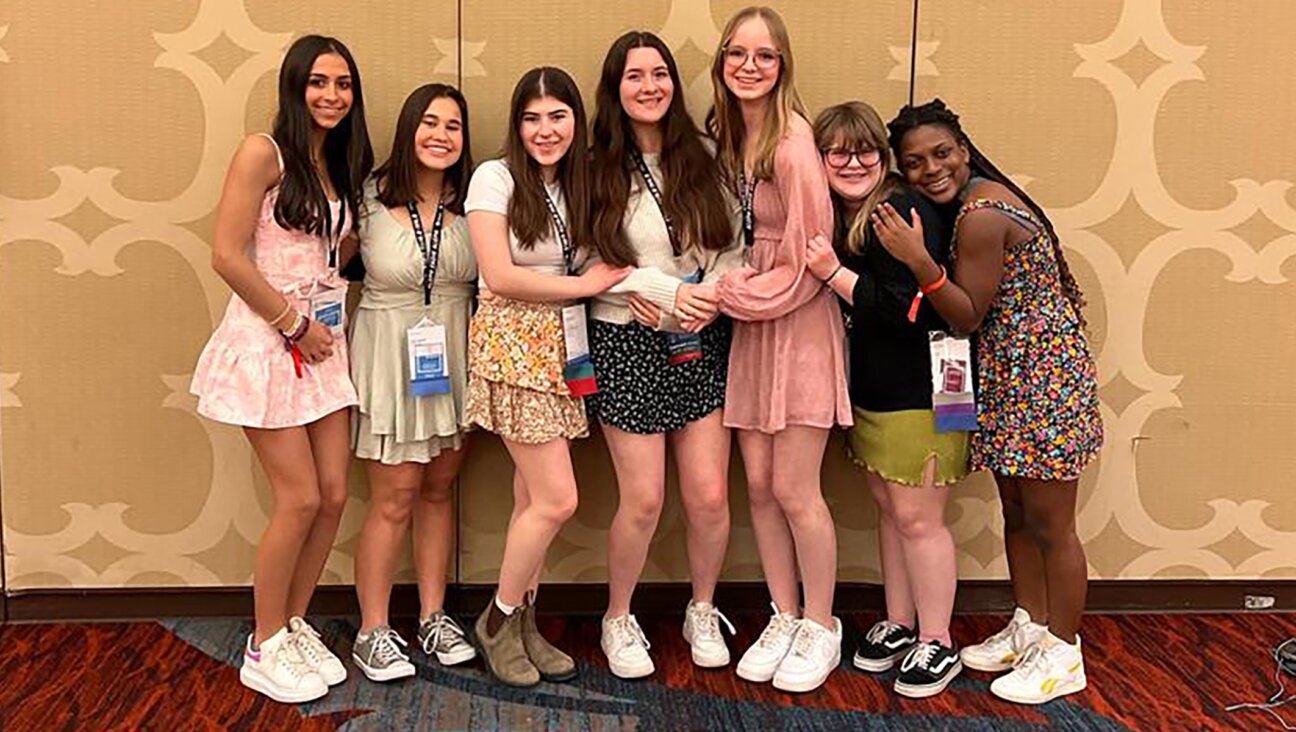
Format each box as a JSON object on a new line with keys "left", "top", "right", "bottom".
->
{"left": 462, "top": 66, "right": 629, "bottom": 688}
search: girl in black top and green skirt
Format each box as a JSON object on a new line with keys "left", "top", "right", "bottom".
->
{"left": 807, "top": 102, "right": 969, "bottom": 699}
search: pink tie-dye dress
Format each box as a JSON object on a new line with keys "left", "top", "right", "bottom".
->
{"left": 190, "top": 136, "right": 357, "bottom": 429}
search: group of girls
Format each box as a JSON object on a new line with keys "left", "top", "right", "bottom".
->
{"left": 191, "top": 4, "right": 1102, "bottom": 708}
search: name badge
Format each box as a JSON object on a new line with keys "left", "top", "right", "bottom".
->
{"left": 665, "top": 270, "right": 704, "bottom": 365}
{"left": 408, "top": 318, "right": 450, "bottom": 396}
{"left": 561, "top": 304, "right": 597, "bottom": 396}
{"left": 310, "top": 286, "right": 347, "bottom": 336}
{"left": 929, "top": 331, "right": 977, "bottom": 432}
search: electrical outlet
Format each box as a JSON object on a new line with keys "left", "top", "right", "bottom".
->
{"left": 1244, "top": 594, "right": 1275, "bottom": 610}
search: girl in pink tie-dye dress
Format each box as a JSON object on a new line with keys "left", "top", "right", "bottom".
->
{"left": 188, "top": 35, "right": 374, "bottom": 706}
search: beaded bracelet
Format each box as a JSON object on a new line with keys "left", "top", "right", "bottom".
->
{"left": 287, "top": 314, "right": 310, "bottom": 342}
{"left": 279, "top": 311, "right": 304, "bottom": 340}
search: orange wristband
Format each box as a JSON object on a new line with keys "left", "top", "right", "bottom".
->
{"left": 920, "top": 266, "right": 948, "bottom": 295}
{"left": 907, "top": 266, "right": 947, "bottom": 323}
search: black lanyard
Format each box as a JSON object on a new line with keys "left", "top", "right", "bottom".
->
{"left": 630, "top": 151, "right": 680, "bottom": 255}
{"left": 541, "top": 187, "right": 575, "bottom": 275}
{"left": 738, "top": 171, "right": 757, "bottom": 250}
{"left": 407, "top": 199, "right": 446, "bottom": 306}
{"left": 325, "top": 201, "right": 346, "bottom": 270}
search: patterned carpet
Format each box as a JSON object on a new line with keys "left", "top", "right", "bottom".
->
{"left": 0, "top": 611, "right": 1291, "bottom": 731}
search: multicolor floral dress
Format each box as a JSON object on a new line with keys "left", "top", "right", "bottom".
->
{"left": 954, "top": 198, "right": 1103, "bottom": 481}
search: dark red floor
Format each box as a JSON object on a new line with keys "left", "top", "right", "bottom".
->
{"left": 0, "top": 612, "right": 1291, "bottom": 731}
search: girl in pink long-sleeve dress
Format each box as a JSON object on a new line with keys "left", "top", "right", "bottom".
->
{"left": 698, "top": 8, "right": 851, "bottom": 695}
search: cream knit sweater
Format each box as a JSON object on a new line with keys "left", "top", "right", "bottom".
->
{"left": 588, "top": 152, "right": 744, "bottom": 329}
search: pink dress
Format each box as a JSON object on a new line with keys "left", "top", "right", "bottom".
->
{"left": 717, "top": 119, "right": 852, "bottom": 434}
{"left": 190, "top": 135, "right": 357, "bottom": 428}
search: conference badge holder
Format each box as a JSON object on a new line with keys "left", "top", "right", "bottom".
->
{"left": 563, "top": 304, "right": 598, "bottom": 396}
{"left": 929, "top": 331, "right": 977, "bottom": 432}
{"left": 407, "top": 317, "right": 450, "bottom": 396}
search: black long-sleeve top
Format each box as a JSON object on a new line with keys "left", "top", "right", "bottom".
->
{"left": 839, "top": 186, "right": 957, "bottom": 412}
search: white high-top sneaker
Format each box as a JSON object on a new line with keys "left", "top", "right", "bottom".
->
{"left": 990, "top": 631, "right": 1087, "bottom": 704}
{"left": 239, "top": 627, "right": 328, "bottom": 704}
{"left": 772, "top": 616, "right": 842, "bottom": 693}
{"left": 288, "top": 616, "right": 348, "bottom": 685}
{"left": 682, "top": 600, "right": 736, "bottom": 668}
{"left": 960, "top": 607, "right": 1047, "bottom": 672}
{"left": 736, "top": 602, "right": 802, "bottom": 683}
{"left": 602, "top": 614, "right": 654, "bottom": 679}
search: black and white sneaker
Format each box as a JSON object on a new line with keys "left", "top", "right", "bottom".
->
{"left": 894, "top": 640, "right": 962, "bottom": 698}
{"left": 853, "top": 620, "right": 918, "bottom": 672}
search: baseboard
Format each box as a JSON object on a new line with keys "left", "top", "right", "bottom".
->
{"left": 4, "top": 580, "right": 1293, "bottom": 623}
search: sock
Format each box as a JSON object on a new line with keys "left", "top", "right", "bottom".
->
{"left": 487, "top": 596, "right": 516, "bottom": 636}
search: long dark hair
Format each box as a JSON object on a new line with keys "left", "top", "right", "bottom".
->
{"left": 271, "top": 35, "right": 373, "bottom": 242}
{"left": 887, "top": 98, "right": 1088, "bottom": 326}
{"left": 504, "top": 67, "right": 590, "bottom": 252}
{"left": 590, "top": 31, "right": 733, "bottom": 267}
{"left": 373, "top": 83, "right": 473, "bottom": 215}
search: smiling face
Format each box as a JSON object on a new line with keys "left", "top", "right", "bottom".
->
{"left": 822, "top": 138, "right": 884, "bottom": 205}
{"left": 413, "top": 95, "right": 464, "bottom": 172}
{"left": 620, "top": 46, "right": 673, "bottom": 127}
{"left": 897, "top": 123, "right": 972, "bottom": 204}
{"left": 721, "top": 16, "right": 780, "bottom": 103}
{"left": 519, "top": 95, "right": 575, "bottom": 171}
{"left": 304, "top": 52, "right": 353, "bottom": 130}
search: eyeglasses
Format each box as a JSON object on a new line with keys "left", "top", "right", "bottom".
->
{"left": 723, "top": 45, "right": 781, "bottom": 70}
{"left": 822, "top": 147, "right": 882, "bottom": 170}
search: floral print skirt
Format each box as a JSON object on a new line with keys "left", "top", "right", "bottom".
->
{"left": 463, "top": 296, "right": 587, "bottom": 444}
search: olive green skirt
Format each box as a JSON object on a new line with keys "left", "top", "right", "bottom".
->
{"left": 845, "top": 406, "right": 972, "bottom": 487}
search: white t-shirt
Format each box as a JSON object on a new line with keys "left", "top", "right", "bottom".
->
{"left": 464, "top": 159, "right": 576, "bottom": 286}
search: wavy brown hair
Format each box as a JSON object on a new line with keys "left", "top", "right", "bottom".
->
{"left": 503, "top": 67, "right": 590, "bottom": 253}
{"left": 590, "top": 31, "right": 733, "bottom": 267}
{"left": 705, "top": 6, "right": 808, "bottom": 183}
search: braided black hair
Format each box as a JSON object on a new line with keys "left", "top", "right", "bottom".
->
{"left": 887, "top": 99, "right": 1088, "bottom": 327}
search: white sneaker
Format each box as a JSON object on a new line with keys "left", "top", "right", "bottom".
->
{"left": 772, "top": 616, "right": 842, "bottom": 693}
{"left": 961, "top": 607, "right": 1047, "bottom": 672}
{"left": 417, "top": 612, "right": 478, "bottom": 666}
{"left": 288, "top": 616, "right": 348, "bottom": 685}
{"left": 352, "top": 626, "right": 416, "bottom": 682}
{"left": 990, "top": 632, "right": 1087, "bottom": 704}
{"left": 239, "top": 627, "right": 328, "bottom": 704}
{"left": 736, "top": 603, "right": 802, "bottom": 683}
{"left": 601, "top": 614, "right": 654, "bottom": 679}
{"left": 682, "top": 601, "right": 736, "bottom": 668}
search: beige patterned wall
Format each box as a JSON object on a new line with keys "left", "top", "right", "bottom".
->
{"left": 2, "top": 0, "right": 1292, "bottom": 594}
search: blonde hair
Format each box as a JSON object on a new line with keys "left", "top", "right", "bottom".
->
{"left": 706, "top": 6, "right": 808, "bottom": 182}
{"left": 812, "top": 101, "right": 898, "bottom": 255}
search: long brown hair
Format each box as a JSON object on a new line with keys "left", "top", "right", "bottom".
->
{"left": 812, "top": 101, "right": 899, "bottom": 256}
{"left": 503, "top": 67, "right": 590, "bottom": 252}
{"left": 887, "top": 98, "right": 1089, "bottom": 326}
{"left": 706, "top": 6, "right": 808, "bottom": 183}
{"left": 373, "top": 83, "right": 472, "bottom": 214}
{"left": 590, "top": 31, "right": 734, "bottom": 267}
